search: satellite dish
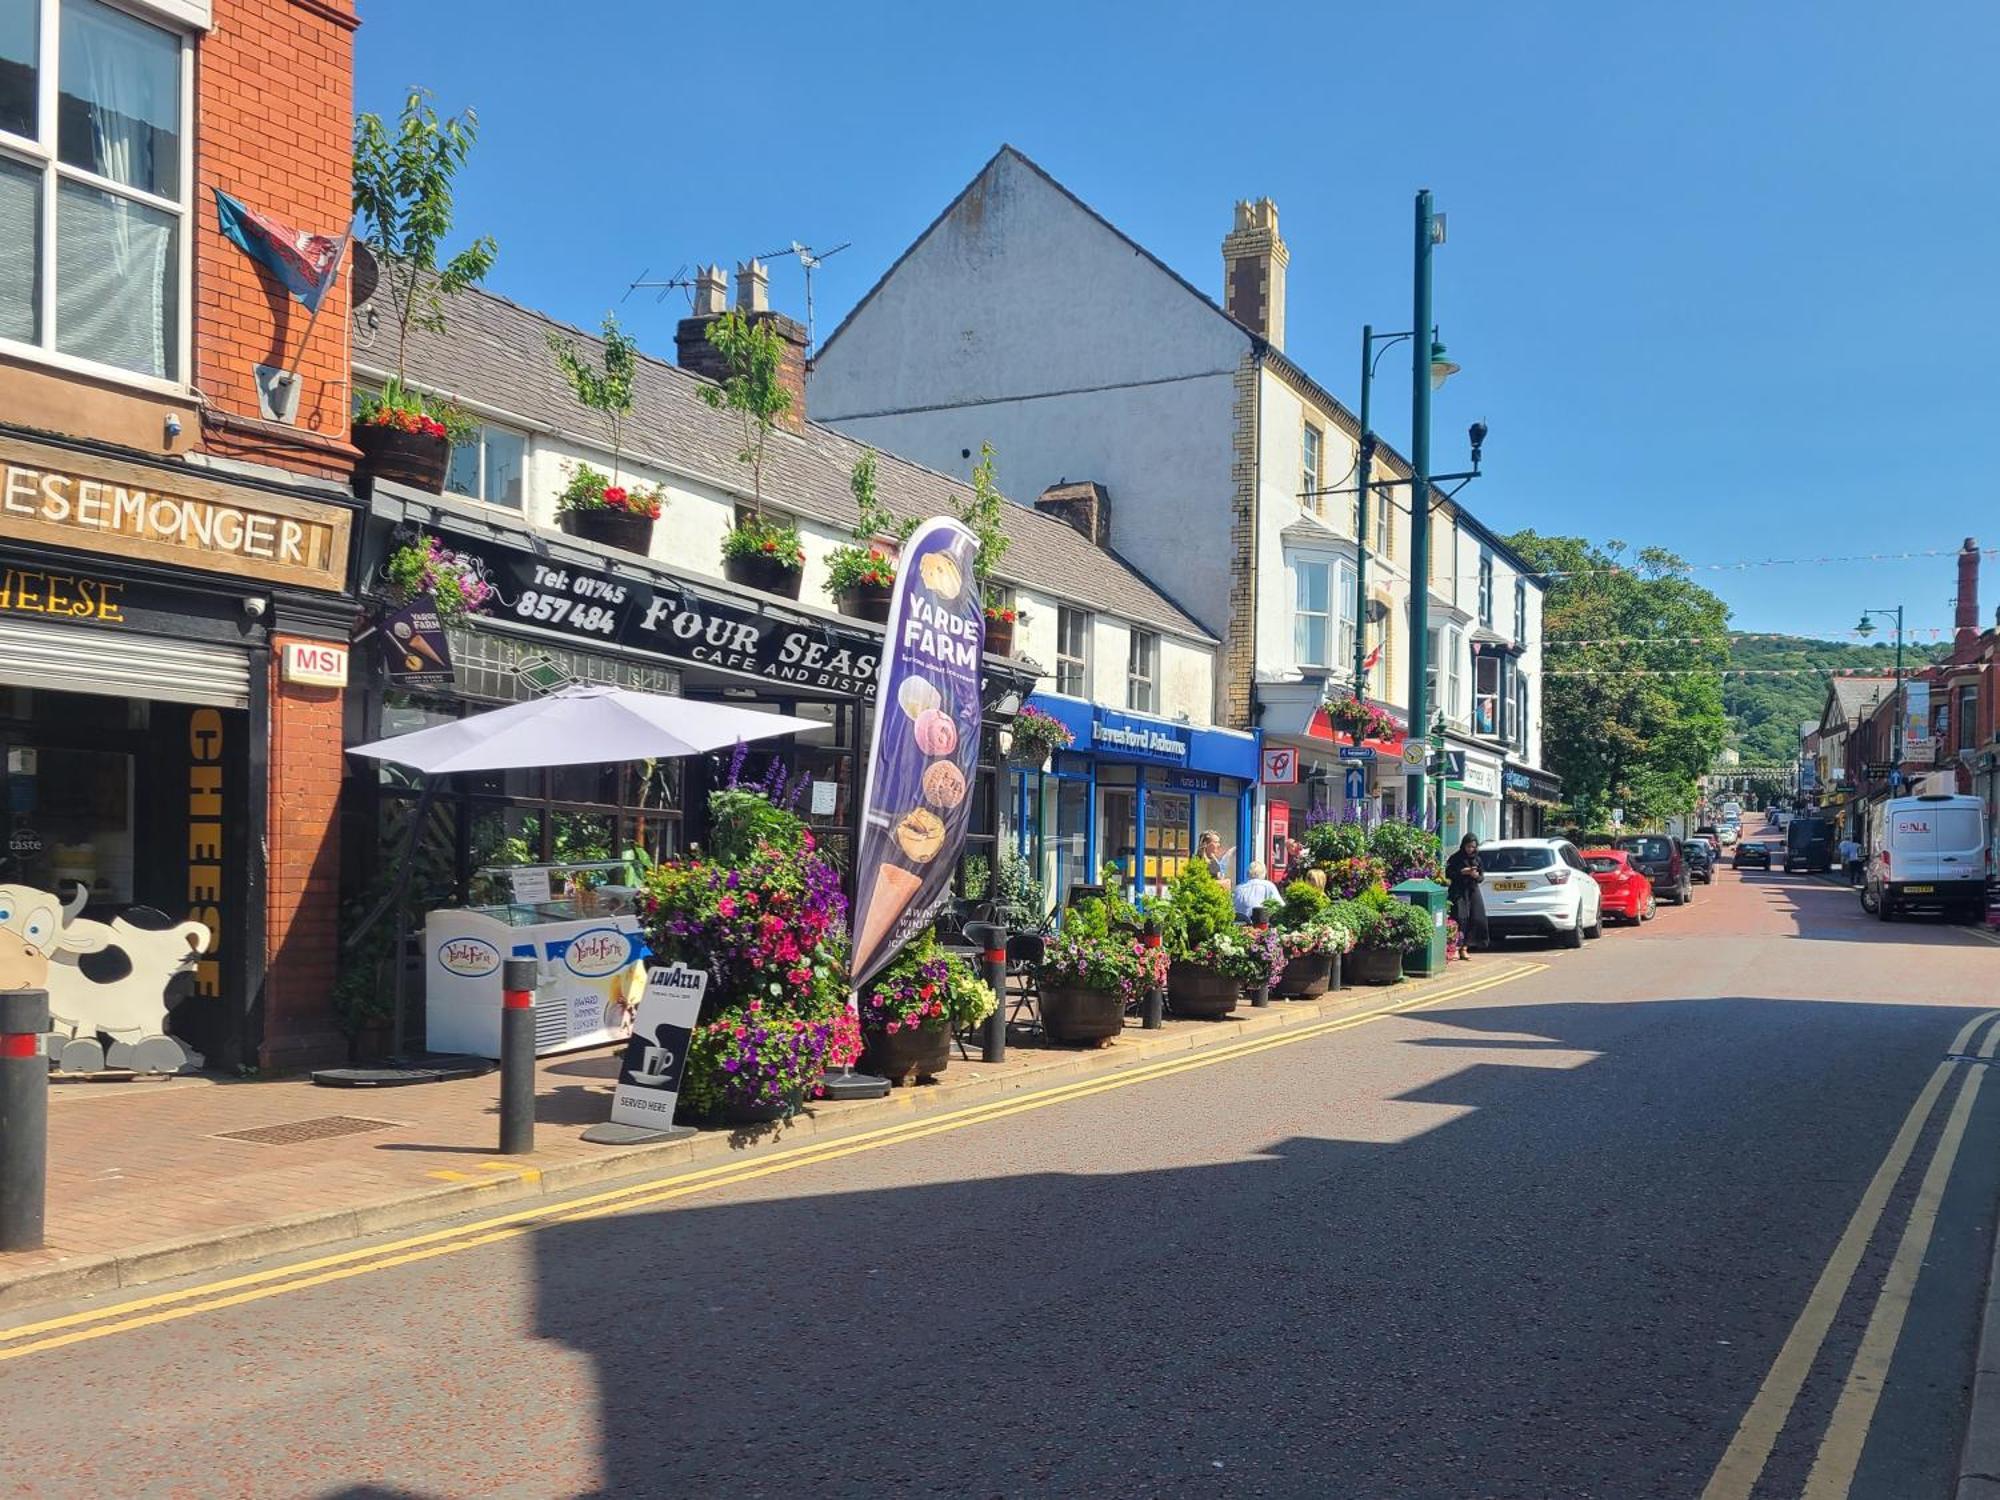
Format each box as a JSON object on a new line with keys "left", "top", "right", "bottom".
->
{"left": 351, "top": 240, "right": 380, "bottom": 308}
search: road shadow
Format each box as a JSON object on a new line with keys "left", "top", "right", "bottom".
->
{"left": 517, "top": 992, "right": 1993, "bottom": 1499}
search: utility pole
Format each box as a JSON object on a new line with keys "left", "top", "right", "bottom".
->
{"left": 1406, "top": 190, "right": 1437, "bottom": 824}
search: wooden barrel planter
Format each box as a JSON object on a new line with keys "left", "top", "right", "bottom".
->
{"left": 985, "top": 615, "right": 1016, "bottom": 657}
{"left": 861, "top": 1022, "right": 950, "bottom": 1085}
{"left": 1346, "top": 945, "right": 1405, "bottom": 986}
{"left": 836, "top": 581, "right": 894, "bottom": 623}
{"left": 1273, "top": 951, "right": 1335, "bottom": 998}
{"left": 352, "top": 423, "right": 448, "bottom": 494}
{"left": 724, "top": 552, "right": 804, "bottom": 599}
{"left": 1167, "top": 962, "right": 1241, "bottom": 1019}
{"left": 1040, "top": 984, "right": 1126, "bottom": 1045}
{"left": 560, "top": 508, "right": 655, "bottom": 554}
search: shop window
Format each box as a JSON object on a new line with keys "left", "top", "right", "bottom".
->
{"left": 1056, "top": 607, "right": 1091, "bottom": 696}
{"left": 1301, "top": 421, "right": 1322, "bottom": 511}
{"left": 1127, "top": 629, "right": 1157, "bottom": 713}
{"left": 1294, "top": 561, "right": 1329, "bottom": 668}
{"left": 445, "top": 423, "right": 528, "bottom": 509}
{"left": 0, "top": 0, "right": 190, "bottom": 379}
{"left": 443, "top": 626, "right": 678, "bottom": 705}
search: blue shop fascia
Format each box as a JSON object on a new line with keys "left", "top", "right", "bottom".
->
{"left": 1007, "top": 692, "right": 1261, "bottom": 906}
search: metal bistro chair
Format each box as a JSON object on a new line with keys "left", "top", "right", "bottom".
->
{"left": 943, "top": 901, "right": 999, "bottom": 1059}
{"left": 1004, "top": 931, "right": 1047, "bottom": 1036}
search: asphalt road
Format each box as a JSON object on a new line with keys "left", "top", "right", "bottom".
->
{"left": 6, "top": 854, "right": 2000, "bottom": 1499}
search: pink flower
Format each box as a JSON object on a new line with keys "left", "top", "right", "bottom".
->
{"left": 717, "top": 896, "right": 737, "bottom": 918}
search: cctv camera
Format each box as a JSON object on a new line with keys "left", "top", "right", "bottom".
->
{"left": 242, "top": 596, "right": 268, "bottom": 619}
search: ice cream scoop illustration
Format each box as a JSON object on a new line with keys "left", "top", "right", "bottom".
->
{"left": 894, "top": 807, "right": 947, "bottom": 864}
{"left": 918, "top": 551, "right": 964, "bottom": 599}
{"left": 913, "top": 708, "right": 958, "bottom": 757}
{"left": 922, "top": 761, "right": 967, "bottom": 810}
{"left": 897, "top": 675, "right": 941, "bottom": 723}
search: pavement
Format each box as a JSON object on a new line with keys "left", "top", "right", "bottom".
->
{"left": 6, "top": 863, "right": 2000, "bottom": 1498}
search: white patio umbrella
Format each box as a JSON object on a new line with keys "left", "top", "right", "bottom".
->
{"left": 347, "top": 683, "right": 828, "bottom": 773}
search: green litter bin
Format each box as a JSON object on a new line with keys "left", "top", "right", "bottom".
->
{"left": 1392, "top": 877, "right": 1450, "bottom": 978}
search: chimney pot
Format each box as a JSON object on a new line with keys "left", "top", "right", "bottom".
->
{"left": 692, "top": 264, "right": 727, "bottom": 317}
{"left": 735, "top": 259, "right": 769, "bottom": 314}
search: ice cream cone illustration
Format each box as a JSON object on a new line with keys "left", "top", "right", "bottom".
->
{"left": 856, "top": 862, "right": 923, "bottom": 972}
{"left": 393, "top": 618, "right": 447, "bottom": 669}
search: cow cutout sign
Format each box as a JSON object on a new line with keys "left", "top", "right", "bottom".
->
{"left": 0, "top": 882, "right": 211, "bottom": 1073}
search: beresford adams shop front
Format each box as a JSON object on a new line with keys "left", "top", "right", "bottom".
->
{"left": 0, "top": 429, "right": 361, "bottom": 1069}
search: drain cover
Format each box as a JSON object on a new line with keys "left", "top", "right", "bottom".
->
{"left": 218, "top": 1115, "right": 396, "bottom": 1146}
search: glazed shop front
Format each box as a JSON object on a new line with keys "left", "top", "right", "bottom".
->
{"left": 0, "top": 430, "right": 359, "bottom": 1069}
{"left": 1006, "top": 693, "right": 1259, "bottom": 909}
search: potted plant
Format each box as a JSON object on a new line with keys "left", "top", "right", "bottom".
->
{"left": 351, "top": 91, "right": 497, "bottom": 492}
{"left": 858, "top": 933, "right": 997, "bottom": 1084}
{"left": 1037, "top": 893, "right": 1165, "bottom": 1045}
{"left": 1271, "top": 879, "right": 1353, "bottom": 997}
{"left": 1156, "top": 860, "right": 1281, "bottom": 1019}
{"left": 1324, "top": 694, "right": 1403, "bottom": 744}
{"left": 824, "top": 452, "right": 915, "bottom": 623}
{"left": 1335, "top": 891, "right": 1432, "bottom": 985}
{"left": 556, "top": 462, "right": 666, "bottom": 553}
{"left": 378, "top": 532, "right": 494, "bottom": 624}
{"left": 638, "top": 765, "right": 848, "bottom": 1123}
{"left": 722, "top": 514, "right": 807, "bottom": 598}
{"left": 1007, "top": 704, "right": 1075, "bottom": 767}
{"left": 984, "top": 597, "right": 1019, "bottom": 658}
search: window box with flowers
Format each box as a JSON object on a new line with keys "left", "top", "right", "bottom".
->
{"left": 722, "top": 515, "right": 807, "bottom": 600}
{"left": 377, "top": 533, "right": 495, "bottom": 625}
{"left": 1008, "top": 704, "right": 1075, "bottom": 767}
{"left": 857, "top": 931, "right": 997, "bottom": 1084}
{"left": 354, "top": 379, "right": 472, "bottom": 495}
{"left": 984, "top": 598, "right": 1019, "bottom": 658}
{"left": 1036, "top": 892, "right": 1165, "bottom": 1045}
{"left": 556, "top": 463, "right": 666, "bottom": 554}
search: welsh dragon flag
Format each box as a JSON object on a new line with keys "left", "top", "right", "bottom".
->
{"left": 213, "top": 190, "right": 347, "bottom": 313}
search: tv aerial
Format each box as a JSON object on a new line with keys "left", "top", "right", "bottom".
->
{"left": 623, "top": 264, "right": 701, "bottom": 309}
{"left": 757, "top": 240, "right": 851, "bottom": 353}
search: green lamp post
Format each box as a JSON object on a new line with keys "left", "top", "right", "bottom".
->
{"left": 1855, "top": 606, "right": 1905, "bottom": 766}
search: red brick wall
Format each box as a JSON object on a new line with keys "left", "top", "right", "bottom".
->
{"left": 263, "top": 639, "right": 348, "bottom": 1070}
{"left": 194, "top": 0, "right": 360, "bottom": 480}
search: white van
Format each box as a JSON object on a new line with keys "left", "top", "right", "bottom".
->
{"left": 1865, "top": 793, "right": 1990, "bottom": 921}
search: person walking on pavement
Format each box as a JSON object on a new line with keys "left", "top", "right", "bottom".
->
{"left": 1445, "top": 834, "right": 1490, "bottom": 957}
{"left": 1838, "top": 834, "right": 1862, "bottom": 885}
{"left": 1233, "top": 861, "right": 1283, "bottom": 921}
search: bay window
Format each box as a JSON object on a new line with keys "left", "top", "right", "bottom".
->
{"left": 1294, "top": 559, "right": 1329, "bottom": 668}
{"left": 0, "top": 0, "right": 190, "bottom": 381}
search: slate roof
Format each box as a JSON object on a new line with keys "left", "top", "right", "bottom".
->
{"left": 1828, "top": 676, "right": 1894, "bottom": 724}
{"left": 357, "top": 282, "right": 1214, "bottom": 643}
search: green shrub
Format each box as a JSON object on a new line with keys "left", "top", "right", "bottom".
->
{"left": 1155, "top": 858, "right": 1237, "bottom": 957}
{"left": 1302, "top": 818, "right": 1369, "bottom": 865}
{"left": 1278, "top": 879, "right": 1329, "bottom": 928}
{"left": 1369, "top": 820, "right": 1444, "bottom": 881}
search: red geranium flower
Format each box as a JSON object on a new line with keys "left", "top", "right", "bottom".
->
{"left": 762, "top": 539, "right": 777, "bottom": 553}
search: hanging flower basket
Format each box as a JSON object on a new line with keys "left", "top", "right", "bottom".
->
{"left": 1008, "top": 704, "right": 1074, "bottom": 765}
{"left": 378, "top": 534, "right": 493, "bottom": 625}
{"left": 1325, "top": 695, "right": 1403, "bottom": 744}
{"left": 723, "top": 516, "right": 806, "bottom": 599}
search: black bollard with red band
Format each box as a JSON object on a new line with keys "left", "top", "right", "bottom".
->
{"left": 499, "top": 957, "right": 537, "bottom": 1156}
{"left": 1250, "top": 905, "right": 1272, "bottom": 1007}
{"left": 0, "top": 988, "right": 49, "bottom": 1252}
{"left": 964, "top": 921, "right": 1009, "bottom": 1063}
{"left": 1142, "top": 918, "right": 1165, "bottom": 1029}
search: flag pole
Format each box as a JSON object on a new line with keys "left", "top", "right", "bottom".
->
{"left": 276, "top": 228, "right": 350, "bottom": 395}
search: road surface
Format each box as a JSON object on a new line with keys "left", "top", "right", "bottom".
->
{"left": 4, "top": 859, "right": 1998, "bottom": 1498}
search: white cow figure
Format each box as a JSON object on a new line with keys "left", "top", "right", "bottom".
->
{"left": 0, "top": 883, "right": 210, "bottom": 1073}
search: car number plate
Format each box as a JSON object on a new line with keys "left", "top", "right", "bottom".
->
{"left": 1904, "top": 885, "right": 1934, "bottom": 894}
{"left": 1493, "top": 879, "right": 1528, "bottom": 892}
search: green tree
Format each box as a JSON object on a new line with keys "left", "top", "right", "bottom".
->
{"left": 1505, "top": 532, "right": 1730, "bottom": 826}
{"left": 696, "top": 309, "right": 791, "bottom": 516}
{"left": 549, "top": 314, "right": 638, "bottom": 484}
{"left": 351, "top": 89, "right": 498, "bottom": 385}
{"left": 954, "top": 442, "right": 1011, "bottom": 597}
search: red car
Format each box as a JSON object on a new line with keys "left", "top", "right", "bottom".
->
{"left": 1582, "top": 848, "right": 1655, "bottom": 924}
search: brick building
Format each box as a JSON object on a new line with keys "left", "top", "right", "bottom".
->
{"left": 0, "top": 0, "right": 361, "bottom": 1069}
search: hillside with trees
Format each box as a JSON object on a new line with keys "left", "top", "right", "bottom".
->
{"left": 1723, "top": 635, "right": 1933, "bottom": 763}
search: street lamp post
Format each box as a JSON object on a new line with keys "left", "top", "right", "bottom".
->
{"left": 1856, "top": 606, "right": 1906, "bottom": 769}
{"left": 1406, "top": 189, "right": 1441, "bottom": 825}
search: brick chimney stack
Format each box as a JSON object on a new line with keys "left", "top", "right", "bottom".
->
{"left": 1035, "top": 480, "right": 1111, "bottom": 547}
{"left": 1955, "top": 537, "right": 1980, "bottom": 661}
{"left": 1222, "top": 198, "right": 1289, "bottom": 349}
{"left": 676, "top": 258, "right": 809, "bottom": 433}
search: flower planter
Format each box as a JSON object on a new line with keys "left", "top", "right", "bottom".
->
{"left": 1167, "top": 961, "right": 1241, "bottom": 1019}
{"left": 985, "top": 615, "right": 1016, "bottom": 657}
{"left": 1347, "top": 945, "right": 1406, "bottom": 986}
{"left": 724, "top": 551, "right": 804, "bottom": 599}
{"left": 836, "top": 580, "right": 895, "bottom": 624}
{"left": 347, "top": 1019, "right": 393, "bottom": 1063}
{"left": 1040, "top": 983, "right": 1127, "bottom": 1045}
{"left": 353, "top": 423, "right": 449, "bottom": 494}
{"left": 561, "top": 507, "right": 655, "bottom": 554}
{"left": 861, "top": 1021, "right": 950, "bottom": 1084}
{"left": 721, "top": 1093, "right": 806, "bottom": 1125}
{"left": 1273, "top": 951, "right": 1335, "bottom": 998}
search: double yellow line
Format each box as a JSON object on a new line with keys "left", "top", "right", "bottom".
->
{"left": 1702, "top": 1005, "right": 2000, "bottom": 1500}
{"left": 0, "top": 960, "right": 1545, "bottom": 1364}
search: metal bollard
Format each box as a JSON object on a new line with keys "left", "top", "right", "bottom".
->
{"left": 968, "top": 922, "right": 1009, "bottom": 1064}
{"left": 499, "top": 957, "right": 536, "bottom": 1156}
{"left": 1250, "top": 905, "right": 1272, "bottom": 1007}
{"left": 0, "top": 988, "right": 50, "bottom": 1252}
{"left": 1142, "top": 918, "right": 1165, "bottom": 1028}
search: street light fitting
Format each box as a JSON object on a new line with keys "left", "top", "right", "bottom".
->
{"left": 1855, "top": 613, "right": 1875, "bottom": 637}
{"left": 1468, "top": 420, "right": 1488, "bottom": 467}
{"left": 1429, "top": 339, "right": 1460, "bottom": 391}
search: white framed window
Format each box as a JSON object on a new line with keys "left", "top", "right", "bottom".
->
{"left": 1127, "top": 629, "right": 1157, "bottom": 712}
{"left": 1294, "top": 559, "right": 1329, "bottom": 668}
{"left": 1478, "top": 550, "right": 1495, "bottom": 626}
{"left": 1301, "top": 421, "right": 1322, "bottom": 511}
{"left": 1336, "top": 559, "right": 1357, "bottom": 673}
{"left": 0, "top": 0, "right": 192, "bottom": 385}
{"left": 446, "top": 423, "right": 529, "bottom": 509}
{"left": 1474, "top": 652, "right": 1502, "bottom": 737}
{"left": 1514, "top": 578, "right": 1528, "bottom": 645}
{"left": 1426, "top": 625, "right": 1465, "bottom": 723}
{"left": 1056, "top": 606, "right": 1091, "bottom": 696}
{"left": 1514, "top": 674, "right": 1530, "bottom": 750}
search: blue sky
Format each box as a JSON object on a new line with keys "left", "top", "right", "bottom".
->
{"left": 354, "top": 0, "right": 1998, "bottom": 646}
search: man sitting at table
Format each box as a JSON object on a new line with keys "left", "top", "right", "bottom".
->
{"left": 1232, "top": 861, "right": 1283, "bottom": 921}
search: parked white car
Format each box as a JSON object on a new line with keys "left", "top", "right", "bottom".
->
{"left": 1864, "top": 793, "right": 1990, "bottom": 921}
{"left": 1475, "top": 838, "right": 1605, "bottom": 949}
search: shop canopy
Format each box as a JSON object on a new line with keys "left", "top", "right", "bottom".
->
{"left": 347, "top": 684, "right": 827, "bottom": 775}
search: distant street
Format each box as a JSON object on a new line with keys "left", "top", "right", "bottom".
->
{"left": 7, "top": 858, "right": 2000, "bottom": 1499}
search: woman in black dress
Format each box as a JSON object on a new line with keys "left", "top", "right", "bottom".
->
{"left": 1445, "top": 835, "right": 1489, "bottom": 957}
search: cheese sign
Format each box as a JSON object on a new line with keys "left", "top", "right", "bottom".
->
{"left": 282, "top": 640, "right": 348, "bottom": 687}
